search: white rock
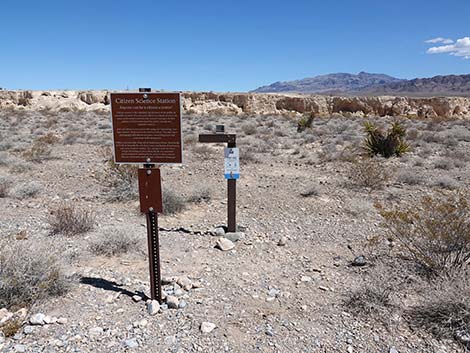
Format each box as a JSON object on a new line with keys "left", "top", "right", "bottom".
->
{"left": 200, "top": 322, "right": 216, "bottom": 333}
{"left": 57, "top": 317, "right": 68, "bottom": 325}
{"left": 14, "top": 344, "right": 26, "bottom": 352}
{"left": 132, "top": 295, "right": 142, "bottom": 302}
{"left": 166, "top": 295, "right": 179, "bottom": 309}
{"left": 124, "top": 338, "right": 139, "bottom": 349}
{"left": 147, "top": 300, "right": 160, "bottom": 316}
{"left": 23, "top": 326, "right": 34, "bottom": 335}
{"left": 389, "top": 348, "right": 399, "bottom": 353}
{"left": 88, "top": 327, "right": 103, "bottom": 337}
{"left": 216, "top": 237, "right": 235, "bottom": 251}
{"left": 30, "top": 313, "right": 46, "bottom": 325}
{"left": 300, "top": 276, "right": 312, "bottom": 282}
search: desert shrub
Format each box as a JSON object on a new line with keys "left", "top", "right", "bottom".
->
{"left": 0, "top": 239, "right": 68, "bottom": 309}
{"left": 96, "top": 148, "right": 137, "bottom": 201}
{"left": 49, "top": 203, "right": 95, "bottom": 236}
{"left": 377, "top": 192, "right": 470, "bottom": 276}
{"left": 241, "top": 123, "right": 257, "bottom": 135}
{"left": 344, "top": 282, "right": 393, "bottom": 318}
{"left": 239, "top": 148, "right": 258, "bottom": 163}
{"left": 433, "top": 176, "right": 459, "bottom": 190}
{"left": 0, "top": 152, "right": 14, "bottom": 166}
{"left": 434, "top": 158, "right": 454, "bottom": 170}
{"left": 0, "top": 175, "right": 13, "bottom": 197}
{"left": 396, "top": 171, "right": 423, "bottom": 185}
{"left": 63, "top": 131, "right": 84, "bottom": 145}
{"left": 22, "top": 141, "right": 52, "bottom": 162}
{"left": 363, "top": 121, "right": 410, "bottom": 158}
{"left": 183, "top": 134, "right": 198, "bottom": 146}
{"left": 192, "top": 144, "right": 214, "bottom": 157}
{"left": 349, "top": 158, "right": 392, "bottom": 190}
{"left": 162, "top": 189, "right": 186, "bottom": 215}
{"left": 187, "top": 186, "right": 211, "bottom": 203}
{"left": 10, "top": 181, "right": 42, "bottom": 199}
{"left": 89, "top": 230, "right": 138, "bottom": 257}
{"left": 36, "top": 132, "right": 60, "bottom": 145}
{"left": 406, "top": 275, "right": 470, "bottom": 347}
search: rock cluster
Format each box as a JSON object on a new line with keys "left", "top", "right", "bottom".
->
{"left": 1, "top": 90, "right": 469, "bottom": 119}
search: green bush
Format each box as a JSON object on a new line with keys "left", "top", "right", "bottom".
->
{"left": 363, "top": 121, "right": 410, "bottom": 158}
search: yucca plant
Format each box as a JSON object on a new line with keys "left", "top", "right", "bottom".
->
{"left": 363, "top": 121, "right": 410, "bottom": 158}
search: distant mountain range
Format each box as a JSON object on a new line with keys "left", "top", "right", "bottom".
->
{"left": 252, "top": 72, "right": 470, "bottom": 96}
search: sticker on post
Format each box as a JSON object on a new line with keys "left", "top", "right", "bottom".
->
{"left": 224, "top": 147, "right": 240, "bottom": 179}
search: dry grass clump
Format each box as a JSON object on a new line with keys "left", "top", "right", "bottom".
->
{"left": 406, "top": 275, "right": 470, "bottom": 347}
{"left": 22, "top": 140, "right": 52, "bottom": 163}
{"left": 0, "top": 238, "right": 69, "bottom": 309}
{"left": 241, "top": 123, "right": 257, "bottom": 135}
{"left": 10, "top": 181, "right": 42, "bottom": 199}
{"left": 89, "top": 230, "right": 138, "bottom": 257}
{"left": 187, "top": 186, "right": 212, "bottom": 203}
{"left": 0, "top": 175, "right": 13, "bottom": 197}
{"left": 349, "top": 158, "right": 392, "bottom": 190}
{"left": 377, "top": 191, "right": 470, "bottom": 276}
{"left": 344, "top": 281, "right": 394, "bottom": 318}
{"left": 49, "top": 203, "right": 95, "bottom": 236}
{"left": 363, "top": 121, "right": 410, "bottom": 158}
{"left": 36, "top": 132, "right": 60, "bottom": 145}
{"left": 433, "top": 176, "right": 459, "bottom": 190}
{"left": 396, "top": 171, "right": 423, "bottom": 186}
{"left": 162, "top": 189, "right": 186, "bottom": 215}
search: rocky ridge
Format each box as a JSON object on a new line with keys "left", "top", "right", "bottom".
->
{"left": 1, "top": 90, "right": 470, "bottom": 119}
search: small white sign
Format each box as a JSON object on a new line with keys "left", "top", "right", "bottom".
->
{"left": 224, "top": 147, "right": 240, "bottom": 179}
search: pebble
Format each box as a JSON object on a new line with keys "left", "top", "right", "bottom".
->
{"left": 389, "top": 348, "right": 399, "bottom": 353}
{"left": 216, "top": 238, "right": 235, "bottom": 251}
{"left": 23, "top": 326, "right": 34, "bottom": 335}
{"left": 224, "top": 232, "right": 243, "bottom": 242}
{"left": 166, "top": 295, "right": 179, "bottom": 309}
{"left": 57, "top": 317, "right": 68, "bottom": 325}
{"left": 147, "top": 300, "right": 160, "bottom": 316}
{"left": 352, "top": 255, "right": 367, "bottom": 267}
{"left": 14, "top": 344, "right": 26, "bottom": 353}
{"left": 200, "top": 322, "right": 216, "bottom": 333}
{"left": 277, "top": 237, "right": 287, "bottom": 246}
{"left": 177, "top": 276, "right": 193, "bottom": 290}
{"left": 319, "top": 286, "right": 329, "bottom": 291}
{"left": 124, "top": 338, "right": 139, "bottom": 349}
{"left": 88, "top": 327, "right": 104, "bottom": 337}
{"left": 301, "top": 276, "right": 312, "bottom": 282}
{"left": 132, "top": 295, "right": 143, "bottom": 302}
{"left": 178, "top": 300, "right": 187, "bottom": 309}
{"left": 213, "top": 227, "right": 225, "bottom": 237}
{"left": 30, "top": 313, "right": 46, "bottom": 325}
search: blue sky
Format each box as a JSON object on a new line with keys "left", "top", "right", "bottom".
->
{"left": 1, "top": 0, "right": 468, "bottom": 91}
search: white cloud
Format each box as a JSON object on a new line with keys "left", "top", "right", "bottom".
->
{"left": 425, "top": 37, "right": 454, "bottom": 44}
{"left": 426, "top": 37, "right": 470, "bottom": 59}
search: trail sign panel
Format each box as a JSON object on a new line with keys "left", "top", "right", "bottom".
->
{"left": 110, "top": 92, "right": 182, "bottom": 164}
{"left": 224, "top": 147, "right": 240, "bottom": 179}
{"left": 138, "top": 168, "right": 163, "bottom": 213}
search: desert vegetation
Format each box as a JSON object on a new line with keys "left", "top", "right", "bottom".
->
{"left": 1, "top": 106, "right": 470, "bottom": 351}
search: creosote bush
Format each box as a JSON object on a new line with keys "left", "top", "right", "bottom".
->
{"left": 89, "top": 230, "right": 138, "bottom": 257}
{"left": 363, "top": 121, "right": 410, "bottom": 158}
{"left": 377, "top": 191, "right": 470, "bottom": 276}
{"left": 349, "top": 158, "right": 392, "bottom": 190}
{"left": 162, "top": 189, "right": 186, "bottom": 215}
{"left": 187, "top": 186, "right": 212, "bottom": 203}
{"left": 97, "top": 147, "right": 137, "bottom": 201}
{"left": 49, "top": 203, "right": 96, "bottom": 236}
{"left": 0, "top": 239, "right": 68, "bottom": 309}
{"left": 297, "top": 112, "right": 315, "bottom": 132}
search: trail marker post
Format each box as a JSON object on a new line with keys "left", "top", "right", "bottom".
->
{"left": 199, "top": 126, "right": 238, "bottom": 232}
{"left": 110, "top": 89, "right": 182, "bottom": 303}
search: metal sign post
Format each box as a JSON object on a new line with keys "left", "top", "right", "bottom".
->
{"left": 199, "top": 127, "right": 238, "bottom": 233}
{"left": 110, "top": 89, "right": 183, "bottom": 304}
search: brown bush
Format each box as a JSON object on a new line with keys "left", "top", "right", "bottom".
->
{"left": 349, "top": 158, "right": 392, "bottom": 190}
{"left": 22, "top": 141, "right": 51, "bottom": 162}
{"left": 49, "top": 203, "right": 95, "bottom": 236}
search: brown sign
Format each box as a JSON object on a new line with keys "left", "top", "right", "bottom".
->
{"left": 138, "top": 168, "right": 163, "bottom": 213}
{"left": 110, "top": 92, "right": 182, "bottom": 164}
